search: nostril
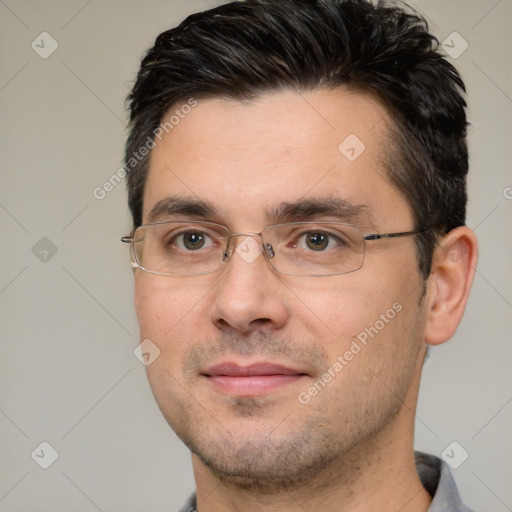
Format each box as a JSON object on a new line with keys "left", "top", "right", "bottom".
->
{"left": 250, "top": 318, "right": 272, "bottom": 328}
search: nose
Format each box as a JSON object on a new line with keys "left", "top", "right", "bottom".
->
{"left": 210, "top": 234, "right": 290, "bottom": 335}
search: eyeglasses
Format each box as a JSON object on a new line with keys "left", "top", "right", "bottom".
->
{"left": 121, "top": 220, "right": 427, "bottom": 277}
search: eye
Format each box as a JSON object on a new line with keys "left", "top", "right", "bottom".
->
{"left": 296, "top": 231, "right": 339, "bottom": 251}
{"left": 173, "top": 231, "right": 214, "bottom": 251}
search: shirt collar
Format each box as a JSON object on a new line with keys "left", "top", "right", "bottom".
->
{"left": 416, "top": 452, "right": 475, "bottom": 512}
{"left": 177, "top": 451, "right": 474, "bottom": 512}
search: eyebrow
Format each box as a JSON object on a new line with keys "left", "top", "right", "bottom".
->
{"left": 146, "top": 196, "right": 216, "bottom": 223}
{"left": 146, "top": 195, "right": 377, "bottom": 230}
{"left": 267, "top": 197, "right": 377, "bottom": 229}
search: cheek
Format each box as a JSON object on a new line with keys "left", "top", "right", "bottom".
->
{"left": 134, "top": 276, "right": 207, "bottom": 398}
{"left": 296, "top": 263, "right": 420, "bottom": 363}
{"left": 134, "top": 277, "right": 171, "bottom": 340}
{"left": 134, "top": 275, "right": 210, "bottom": 345}
{"left": 285, "top": 274, "right": 401, "bottom": 341}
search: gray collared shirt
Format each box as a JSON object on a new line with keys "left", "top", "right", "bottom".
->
{"left": 177, "top": 452, "right": 475, "bottom": 512}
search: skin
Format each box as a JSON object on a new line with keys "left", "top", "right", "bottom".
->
{"left": 133, "top": 88, "right": 478, "bottom": 511}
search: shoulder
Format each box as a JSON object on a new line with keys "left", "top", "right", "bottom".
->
{"left": 415, "top": 451, "right": 476, "bottom": 512}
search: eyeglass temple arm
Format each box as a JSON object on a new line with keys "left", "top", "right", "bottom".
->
{"left": 363, "top": 228, "right": 427, "bottom": 241}
{"left": 120, "top": 236, "right": 140, "bottom": 269}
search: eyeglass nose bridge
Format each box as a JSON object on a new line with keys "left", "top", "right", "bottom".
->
{"left": 222, "top": 232, "right": 275, "bottom": 262}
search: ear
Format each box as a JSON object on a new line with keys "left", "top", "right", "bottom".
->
{"left": 424, "top": 226, "right": 478, "bottom": 346}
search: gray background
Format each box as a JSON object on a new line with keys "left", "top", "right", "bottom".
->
{"left": 1, "top": 1, "right": 511, "bottom": 510}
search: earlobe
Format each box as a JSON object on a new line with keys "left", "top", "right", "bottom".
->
{"left": 424, "top": 226, "right": 478, "bottom": 346}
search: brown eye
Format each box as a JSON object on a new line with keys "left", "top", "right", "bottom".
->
{"left": 183, "top": 232, "right": 205, "bottom": 250}
{"left": 305, "top": 232, "right": 329, "bottom": 251}
{"left": 173, "top": 231, "right": 212, "bottom": 250}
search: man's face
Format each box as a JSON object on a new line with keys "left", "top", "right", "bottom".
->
{"left": 135, "top": 89, "right": 428, "bottom": 488}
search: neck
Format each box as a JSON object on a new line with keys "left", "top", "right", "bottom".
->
{"left": 192, "top": 403, "right": 431, "bottom": 512}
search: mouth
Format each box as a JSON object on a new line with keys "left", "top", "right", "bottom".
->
{"left": 202, "top": 362, "right": 309, "bottom": 397}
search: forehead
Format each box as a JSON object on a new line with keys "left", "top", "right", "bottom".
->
{"left": 143, "top": 88, "right": 411, "bottom": 230}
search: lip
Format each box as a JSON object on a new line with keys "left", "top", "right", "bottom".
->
{"left": 202, "top": 362, "right": 308, "bottom": 396}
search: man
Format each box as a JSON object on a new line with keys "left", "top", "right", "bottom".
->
{"left": 121, "top": 0, "right": 478, "bottom": 510}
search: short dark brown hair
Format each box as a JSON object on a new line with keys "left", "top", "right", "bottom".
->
{"left": 125, "top": 0, "right": 468, "bottom": 278}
